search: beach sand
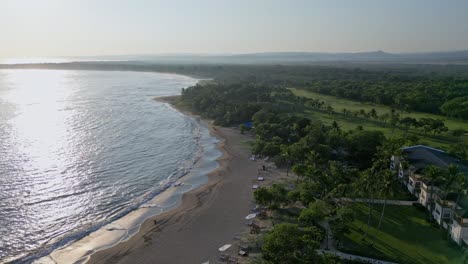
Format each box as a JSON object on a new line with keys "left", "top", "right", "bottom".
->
{"left": 88, "top": 106, "right": 261, "bottom": 263}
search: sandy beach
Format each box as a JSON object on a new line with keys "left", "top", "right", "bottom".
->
{"left": 88, "top": 101, "right": 261, "bottom": 264}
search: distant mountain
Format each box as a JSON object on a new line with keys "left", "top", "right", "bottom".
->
{"left": 2, "top": 50, "right": 468, "bottom": 65}
{"left": 97, "top": 50, "right": 468, "bottom": 64}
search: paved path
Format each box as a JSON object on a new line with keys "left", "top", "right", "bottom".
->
{"left": 336, "top": 197, "right": 415, "bottom": 206}
{"left": 318, "top": 221, "right": 336, "bottom": 251}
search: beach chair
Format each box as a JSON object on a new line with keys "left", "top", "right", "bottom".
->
{"left": 238, "top": 245, "right": 249, "bottom": 256}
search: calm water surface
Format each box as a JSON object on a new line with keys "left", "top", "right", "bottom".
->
{"left": 0, "top": 70, "right": 200, "bottom": 262}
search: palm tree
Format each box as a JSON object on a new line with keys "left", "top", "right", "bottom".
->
{"left": 359, "top": 170, "right": 376, "bottom": 240}
{"left": 442, "top": 164, "right": 465, "bottom": 238}
{"left": 331, "top": 121, "right": 341, "bottom": 133}
{"left": 367, "top": 138, "right": 402, "bottom": 243}
{"left": 424, "top": 165, "right": 443, "bottom": 221}
{"left": 377, "top": 170, "right": 394, "bottom": 231}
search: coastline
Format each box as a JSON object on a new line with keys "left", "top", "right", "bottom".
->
{"left": 30, "top": 94, "right": 223, "bottom": 264}
{"left": 85, "top": 96, "right": 262, "bottom": 264}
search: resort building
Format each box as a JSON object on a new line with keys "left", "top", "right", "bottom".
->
{"left": 391, "top": 145, "right": 468, "bottom": 246}
{"left": 433, "top": 193, "right": 458, "bottom": 227}
{"left": 450, "top": 209, "right": 468, "bottom": 245}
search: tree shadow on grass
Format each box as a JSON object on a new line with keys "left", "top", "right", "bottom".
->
{"left": 343, "top": 203, "right": 463, "bottom": 264}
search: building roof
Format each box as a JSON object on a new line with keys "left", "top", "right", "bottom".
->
{"left": 402, "top": 145, "right": 468, "bottom": 174}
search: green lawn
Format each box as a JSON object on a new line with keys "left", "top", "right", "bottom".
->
{"left": 340, "top": 203, "right": 464, "bottom": 264}
{"left": 290, "top": 88, "right": 467, "bottom": 149}
{"left": 290, "top": 88, "right": 468, "bottom": 131}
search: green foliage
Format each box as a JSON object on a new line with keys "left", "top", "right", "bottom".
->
{"left": 173, "top": 64, "right": 468, "bottom": 264}
{"left": 298, "top": 200, "right": 332, "bottom": 225}
{"left": 253, "top": 183, "right": 289, "bottom": 209}
{"left": 441, "top": 96, "right": 468, "bottom": 119}
{"left": 239, "top": 123, "right": 246, "bottom": 134}
{"left": 180, "top": 83, "right": 292, "bottom": 126}
{"left": 254, "top": 187, "right": 274, "bottom": 207}
{"left": 262, "top": 223, "right": 323, "bottom": 264}
{"left": 449, "top": 143, "right": 468, "bottom": 160}
{"left": 345, "top": 129, "right": 385, "bottom": 168}
{"left": 330, "top": 206, "right": 355, "bottom": 246}
{"left": 343, "top": 204, "right": 464, "bottom": 264}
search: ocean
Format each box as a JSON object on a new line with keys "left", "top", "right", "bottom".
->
{"left": 0, "top": 69, "right": 217, "bottom": 263}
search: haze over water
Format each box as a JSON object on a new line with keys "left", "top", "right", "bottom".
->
{"left": 0, "top": 70, "right": 200, "bottom": 262}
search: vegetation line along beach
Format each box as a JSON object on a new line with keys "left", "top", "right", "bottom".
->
{"left": 87, "top": 95, "right": 261, "bottom": 264}
{"left": 94, "top": 66, "right": 467, "bottom": 264}
{"left": 3, "top": 1, "right": 468, "bottom": 263}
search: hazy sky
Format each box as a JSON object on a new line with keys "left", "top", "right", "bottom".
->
{"left": 1, "top": 0, "right": 468, "bottom": 58}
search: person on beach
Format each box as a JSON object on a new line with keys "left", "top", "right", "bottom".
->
{"left": 154, "top": 219, "right": 157, "bottom": 225}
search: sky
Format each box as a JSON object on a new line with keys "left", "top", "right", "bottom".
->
{"left": 1, "top": 0, "right": 468, "bottom": 58}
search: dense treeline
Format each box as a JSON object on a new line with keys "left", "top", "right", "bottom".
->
{"left": 304, "top": 74, "right": 468, "bottom": 118}
{"left": 180, "top": 83, "right": 297, "bottom": 125}
{"left": 178, "top": 82, "right": 387, "bottom": 263}
{"left": 7, "top": 62, "right": 468, "bottom": 119}
{"left": 179, "top": 81, "right": 467, "bottom": 263}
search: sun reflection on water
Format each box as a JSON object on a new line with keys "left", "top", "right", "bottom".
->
{"left": 0, "top": 69, "right": 201, "bottom": 262}
{"left": 3, "top": 70, "right": 75, "bottom": 172}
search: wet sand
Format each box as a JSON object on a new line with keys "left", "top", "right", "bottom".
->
{"left": 88, "top": 114, "right": 260, "bottom": 263}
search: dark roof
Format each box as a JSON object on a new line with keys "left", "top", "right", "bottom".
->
{"left": 402, "top": 145, "right": 468, "bottom": 174}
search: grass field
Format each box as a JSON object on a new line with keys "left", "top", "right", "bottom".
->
{"left": 290, "top": 88, "right": 468, "bottom": 131}
{"left": 340, "top": 203, "right": 465, "bottom": 264}
{"left": 290, "top": 88, "right": 467, "bottom": 149}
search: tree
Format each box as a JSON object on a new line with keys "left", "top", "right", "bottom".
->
{"left": 399, "top": 117, "right": 418, "bottom": 132}
{"left": 345, "top": 130, "right": 385, "bottom": 169}
{"left": 358, "top": 170, "right": 376, "bottom": 239}
{"left": 449, "top": 143, "right": 468, "bottom": 160}
{"left": 424, "top": 165, "right": 444, "bottom": 220}
{"left": 298, "top": 200, "right": 332, "bottom": 226}
{"left": 269, "top": 183, "right": 289, "bottom": 209}
{"left": 330, "top": 206, "right": 354, "bottom": 247}
{"left": 390, "top": 113, "right": 400, "bottom": 128}
{"left": 291, "top": 181, "right": 322, "bottom": 206}
{"left": 239, "top": 123, "right": 246, "bottom": 134}
{"left": 369, "top": 108, "right": 378, "bottom": 119}
{"left": 262, "top": 223, "right": 322, "bottom": 264}
{"left": 452, "top": 128, "right": 466, "bottom": 139}
{"left": 376, "top": 169, "right": 394, "bottom": 231}
{"left": 380, "top": 113, "right": 390, "bottom": 126}
{"left": 254, "top": 187, "right": 274, "bottom": 207}
{"left": 342, "top": 108, "right": 349, "bottom": 117}
{"left": 371, "top": 138, "right": 403, "bottom": 232}
{"left": 331, "top": 121, "right": 341, "bottom": 133}
{"left": 359, "top": 109, "right": 368, "bottom": 118}
{"left": 440, "top": 164, "right": 467, "bottom": 239}
{"left": 441, "top": 96, "right": 468, "bottom": 119}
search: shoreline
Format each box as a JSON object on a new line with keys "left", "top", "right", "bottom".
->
{"left": 30, "top": 94, "right": 223, "bottom": 264}
{"left": 86, "top": 97, "right": 263, "bottom": 264}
